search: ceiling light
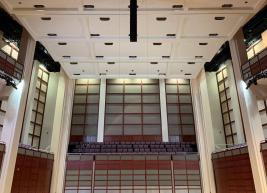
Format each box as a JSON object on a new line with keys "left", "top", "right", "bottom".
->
{"left": 84, "top": 5, "right": 94, "bottom": 9}
{"left": 129, "top": 73, "right": 136, "bottom": 75}
{"left": 100, "top": 17, "right": 110, "bottom": 21}
{"left": 58, "top": 42, "right": 67, "bottom": 46}
{"left": 91, "top": 34, "right": 100, "bottom": 37}
{"left": 73, "top": 73, "right": 80, "bottom": 76}
{"left": 96, "top": 56, "right": 104, "bottom": 58}
{"left": 222, "top": 4, "right": 233, "bottom": 8}
{"left": 187, "top": 62, "right": 195, "bottom": 64}
{"left": 156, "top": 17, "right": 167, "bottom": 21}
{"left": 184, "top": 73, "right": 192, "bottom": 76}
{"left": 107, "top": 62, "right": 115, "bottom": 65}
{"left": 34, "top": 5, "right": 45, "bottom": 10}
{"left": 209, "top": 33, "right": 219, "bottom": 37}
{"left": 41, "top": 17, "right": 51, "bottom": 21}
{"left": 70, "top": 62, "right": 78, "bottom": 65}
{"left": 153, "top": 43, "right": 162, "bottom": 46}
{"left": 166, "top": 34, "right": 176, "bottom": 37}
{"left": 195, "top": 56, "right": 203, "bottom": 59}
{"left": 105, "top": 42, "right": 113, "bottom": 46}
{"left": 199, "top": 43, "right": 208, "bottom": 46}
{"left": 129, "top": 56, "right": 137, "bottom": 59}
{"left": 159, "top": 73, "right": 166, "bottom": 76}
{"left": 215, "top": 16, "right": 225, "bottom": 20}
{"left": 172, "top": 5, "right": 183, "bottom": 9}
{"left": 162, "top": 56, "right": 170, "bottom": 59}
{"left": 47, "top": 33, "right": 57, "bottom": 37}
{"left": 99, "top": 73, "right": 107, "bottom": 76}
{"left": 63, "top": 56, "right": 71, "bottom": 58}
{"left": 150, "top": 62, "right": 158, "bottom": 65}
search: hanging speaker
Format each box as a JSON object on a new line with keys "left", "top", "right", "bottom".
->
{"left": 130, "top": 0, "right": 137, "bottom": 42}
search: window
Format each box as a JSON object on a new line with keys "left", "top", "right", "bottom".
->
{"left": 257, "top": 100, "right": 267, "bottom": 138}
{"left": 105, "top": 79, "right": 161, "bottom": 141}
{"left": 216, "top": 67, "right": 237, "bottom": 146}
{"left": 166, "top": 79, "right": 196, "bottom": 143}
{"left": 28, "top": 67, "right": 49, "bottom": 148}
{"left": 70, "top": 79, "right": 100, "bottom": 143}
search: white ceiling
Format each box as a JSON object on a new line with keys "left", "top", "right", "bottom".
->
{"left": 1, "top": 0, "right": 265, "bottom": 79}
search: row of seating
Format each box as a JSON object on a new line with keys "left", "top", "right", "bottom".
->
{"left": 68, "top": 141, "right": 197, "bottom": 154}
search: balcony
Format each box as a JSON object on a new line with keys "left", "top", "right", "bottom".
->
{"left": 241, "top": 47, "right": 267, "bottom": 86}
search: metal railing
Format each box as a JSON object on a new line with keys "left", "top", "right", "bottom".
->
{"left": 241, "top": 47, "right": 267, "bottom": 82}
{"left": 0, "top": 49, "right": 23, "bottom": 81}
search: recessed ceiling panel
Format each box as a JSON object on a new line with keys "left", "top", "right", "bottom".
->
{"left": 120, "top": 62, "right": 149, "bottom": 75}
{"left": 168, "top": 62, "right": 203, "bottom": 78}
{"left": 8, "top": 0, "right": 78, "bottom": 8}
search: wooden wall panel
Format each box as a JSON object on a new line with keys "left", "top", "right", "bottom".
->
{"left": 11, "top": 147, "right": 54, "bottom": 193}
{"left": 212, "top": 146, "right": 256, "bottom": 193}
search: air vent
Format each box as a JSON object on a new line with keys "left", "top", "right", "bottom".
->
{"left": 129, "top": 73, "right": 136, "bottom": 75}
{"left": 70, "top": 62, "right": 78, "bottom": 65}
{"left": 167, "top": 34, "right": 176, "bottom": 37}
{"left": 84, "top": 5, "right": 94, "bottom": 9}
{"left": 34, "top": 5, "right": 45, "bottom": 9}
{"left": 96, "top": 56, "right": 104, "bottom": 59}
{"left": 91, "top": 34, "right": 100, "bottom": 37}
{"left": 129, "top": 56, "right": 137, "bottom": 59}
{"left": 150, "top": 62, "right": 158, "bottom": 65}
{"left": 100, "top": 17, "right": 110, "bottom": 21}
{"left": 73, "top": 73, "right": 80, "bottom": 76}
{"left": 222, "top": 4, "right": 233, "bottom": 8}
{"left": 47, "top": 33, "right": 57, "bottom": 37}
{"left": 99, "top": 73, "right": 107, "bottom": 76}
{"left": 105, "top": 42, "right": 113, "bottom": 46}
{"left": 58, "top": 42, "right": 67, "bottom": 46}
{"left": 172, "top": 5, "right": 183, "bottom": 9}
{"left": 215, "top": 16, "right": 225, "bottom": 20}
{"left": 162, "top": 56, "right": 170, "bottom": 59}
{"left": 199, "top": 42, "right": 208, "bottom": 46}
{"left": 187, "top": 62, "right": 195, "bottom": 64}
{"left": 195, "top": 56, "right": 203, "bottom": 59}
{"left": 153, "top": 43, "right": 162, "bottom": 46}
{"left": 184, "top": 73, "right": 192, "bottom": 76}
{"left": 159, "top": 73, "right": 166, "bottom": 76}
{"left": 41, "top": 17, "right": 51, "bottom": 21}
{"left": 156, "top": 17, "right": 167, "bottom": 21}
{"left": 63, "top": 56, "right": 71, "bottom": 58}
{"left": 107, "top": 62, "right": 115, "bottom": 65}
{"left": 209, "top": 33, "right": 219, "bottom": 37}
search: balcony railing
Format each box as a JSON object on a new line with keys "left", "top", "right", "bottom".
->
{"left": 241, "top": 47, "right": 267, "bottom": 83}
{"left": 0, "top": 49, "right": 23, "bottom": 81}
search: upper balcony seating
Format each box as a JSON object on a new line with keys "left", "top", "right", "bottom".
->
{"left": 68, "top": 141, "right": 197, "bottom": 154}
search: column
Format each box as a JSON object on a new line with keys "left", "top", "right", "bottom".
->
{"left": 0, "top": 30, "right": 36, "bottom": 193}
{"left": 191, "top": 69, "right": 217, "bottom": 193}
{"left": 159, "top": 79, "right": 169, "bottom": 142}
{"left": 49, "top": 72, "right": 75, "bottom": 193}
{"left": 97, "top": 78, "right": 106, "bottom": 142}
{"left": 229, "top": 29, "right": 267, "bottom": 193}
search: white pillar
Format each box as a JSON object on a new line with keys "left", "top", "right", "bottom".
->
{"left": 49, "top": 73, "right": 75, "bottom": 193}
{"left": 0, "top": 34, "right": 35, "bottom": 193}
{"left": 191, "top": 69, "right": 217, "bottom": 193}
{"left": 229, "top": 29, "right": 267, "bottom": 193}
{"left": 159, "top": 79, "right": 169, "bottom": 142}
{"left": 97, "top": 78, "right": 106, "bottom": 142}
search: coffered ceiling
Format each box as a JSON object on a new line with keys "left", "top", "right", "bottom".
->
{"left": 1, "top": 0, "right": 265, "bottom": 79}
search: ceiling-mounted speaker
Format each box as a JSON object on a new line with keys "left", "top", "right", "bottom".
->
{"left": 130, "top": 0, "right": 137, "bottom": 42}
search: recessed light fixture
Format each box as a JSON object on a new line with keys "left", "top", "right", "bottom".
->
{"left": 70, "top": 62, "right": 78, "bottom": 65}
{"left": 215, "top": 16, "right": 225, "bottom": 20}
{"left": 34, "top": 4, "right": 45, "bottom": 9}
{"left": 58, "top": 42, "right": 67, "bottom": 46}
{"left": 63, "top": 56, "right": 71, "bottom": 58}
{"left": 162, "top": 56, "right": 170, "bottom": 59}
{"left": 91, "top": 34, "right": 100, "bottom": 37}
{"left": 184, "top": 73, "right": 192, "bottom": 76}
{"left": 73, "top": 73, "right": 80, "bottom": 76}
{"left": 129, "top": 73, "right": 136, "bottom": 75}
{"left": 153, "top": 42, "right": 162, "bottom": 46}
{"left": 187, "top": 62, "right": 195, "bottom": 64}
{"left": 84, "top": 5, "right": 94, "bottom": 9}
{"left": 105, "top": 42, "right": 113, "bottom": 46}
{"left": 166, "top": 34, "right": 176, "bottom": 37}
{"left": 41, "top": 17, "right": 51, "bottom": 21}
{"left": 47, "top": 33, "right": 57, "bottom": 37}
{"left": 159, "top": 73, "right": 166, "bottom": 76}
{"left": 156, "top": 17, "right": 167, "bottom": 21}
{"left": 96, "top": 56, "right": 104, "bottom": 58}
{"left": 100, "top": 17, "right": 110, "bottom": 21}
{"left": 209, "top": 33, "right": 218, "bottom": 37}
{"left": 172, "top": 5, "right": 183, "bottom": 9}
{"left": 150, "top": 62, "right": 158, "bottom": 65}
{"left": 99, "top": 73, "right": 107, "bottom": 76}
{"left": 129, "top": 56, "right": 137, "bottom": 59}
{"left": 107, "top": 62, "right": 115, "bottom": 65}
{"left": 222, "top": 4, "right": 233, "bottom": 8}
{"left": 199, "top": 42, "right": 208, "bottom": 46}
{"left": 195, "top": 56, "right": 203, "bottom": 59}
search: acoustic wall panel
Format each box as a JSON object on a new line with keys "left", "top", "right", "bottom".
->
{"left": 212, "top": 146, "right": 255, "bottom": 193}
{"left": 11, "top": 147, "right": 54, "bottom": 193}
